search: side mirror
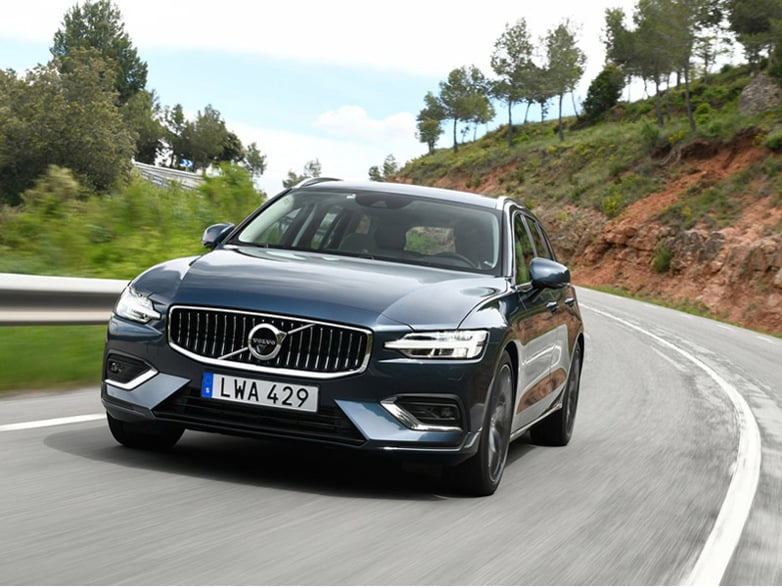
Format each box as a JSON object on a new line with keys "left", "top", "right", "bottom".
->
{"left": 530, "top": 257, "right": 571, "bottom": 290}
{"left": 201, "top": 223, "right": 235, "bottom": 249}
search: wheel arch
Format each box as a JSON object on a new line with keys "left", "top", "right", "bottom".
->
{"left": 575, "top": 331, "right": 585, "bottom": 365}
{"left": 502, "top": 341, "right": 520, "bottom": 404}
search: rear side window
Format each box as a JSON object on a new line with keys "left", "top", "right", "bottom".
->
{"left": 513, "top": 214, "right": 535, "bottom": 284}
{"left": 525, "top": 216, "right": 553, "bottom": 260}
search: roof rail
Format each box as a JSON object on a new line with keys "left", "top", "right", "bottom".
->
{"left": 294, "top": 177, "right": 342, "bottom": 189}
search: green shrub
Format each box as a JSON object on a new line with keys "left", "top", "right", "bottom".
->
{"left": 653, "top": 243, "right": 673, "bottom": 273}
{"left": 582, "top": 64, "right": 625, "bottom": 124}
{"left": 640, "top": 120, "right": 662, "bottom": 151}
{"left": 694, "top": 103, "right": 715, "bottom": 126}
{"left": 763, "top": 132, "right": 782, "bottom": 152}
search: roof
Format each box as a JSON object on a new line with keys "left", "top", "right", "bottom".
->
{"left": 297, "top": 178, "right": 503, "bottom": 210}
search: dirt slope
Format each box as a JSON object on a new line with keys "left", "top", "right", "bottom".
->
{"left": 565, "top": 136, "right": 782, "bottom": 335}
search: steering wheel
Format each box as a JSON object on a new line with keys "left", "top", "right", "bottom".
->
{"left": 433, "top": 251, "right": 477, "bottom": 268}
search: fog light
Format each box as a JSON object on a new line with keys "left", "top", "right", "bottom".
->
{"left": 382, "top": 396, "right": 463, "bottom": 431}
{"left": 104, "top": 354, "right": 157, "bottom": 390}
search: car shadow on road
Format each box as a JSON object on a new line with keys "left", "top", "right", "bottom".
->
{"left": 44, "top": 424, "right": 537, "bottom": 500}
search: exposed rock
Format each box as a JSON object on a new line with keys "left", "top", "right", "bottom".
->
{"left": 738, "top": 73, "right": 782, "bottom": 115}
{"left": 700, "top": 232, "right": 726, "bottom": 263}
{"left": 775, "top": 268, "right": 782, "bottom": 289}
{"left": 605, "top": 227, "right": 631, "bottom": 246}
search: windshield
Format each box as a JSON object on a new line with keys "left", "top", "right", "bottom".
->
{"left": 233, "top": 189, "right": 503, "bottom": 274}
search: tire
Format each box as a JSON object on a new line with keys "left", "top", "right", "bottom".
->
{"left": 530, "top": 342, "right": 582, "bottom": 447}
{"left": 448, "top": 351, "right": 514, "bottom": 496}
{"left": 107, "top": 413, "right": 184, "bottom": 450}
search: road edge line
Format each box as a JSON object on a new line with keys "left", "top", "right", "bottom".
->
{"left": 0, "top": 413, "right": 104, "bottom": 432}
{"left": 583, "top": 305, "right": 762, "bottom": 586}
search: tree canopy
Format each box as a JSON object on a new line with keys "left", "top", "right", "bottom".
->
{"left": 283, "top": 159, "right": 322, "bottom": 188}
{"left": 0, "top": 0, "right": 267, "bottom": 206}
{"left": 0, "top": 52, "right": 135, "bottom": 204}
{"left": 368, "top": 155, "right": 400, "bottom": 182}
{"left": 438, "top": 65, "right": 493, "bottom": 152}
{"left": 491, "top": 18, "right": 535, "bottom": 145}
{"left": 726, "top": 0, "right": 782, "bottom": 66}
{"left": 416, "top": 91, "right": 445, "bottom": 154}
{"left": 545, "top": 20, "right": 586, "bottom": 141}
{"left": 50, "top": 0, "right": 147, "bottom": 104}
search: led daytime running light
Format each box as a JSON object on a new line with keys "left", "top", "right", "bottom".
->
{"left": 385, "top": 330, "right": 488, "bottom": 359}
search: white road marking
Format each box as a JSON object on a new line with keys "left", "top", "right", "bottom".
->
{"left": 582, "top": 304, "right": 762, "bottom": 587}
{"left": 0, "top": 413, "right": 104, "bottom": 432}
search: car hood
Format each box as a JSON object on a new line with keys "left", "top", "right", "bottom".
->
{"left": 134, "top": 246, "right": 507, "bottom": 330}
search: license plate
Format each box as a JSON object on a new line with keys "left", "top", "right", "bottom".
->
{"left": 201, "top": 372, "right": 318, "bottom": 413}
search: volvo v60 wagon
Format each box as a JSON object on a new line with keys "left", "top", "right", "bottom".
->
{"left": 102, "top": 178, "right": 584, "bottom": 495}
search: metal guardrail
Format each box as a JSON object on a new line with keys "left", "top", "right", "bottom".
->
{"left": 0, "top": 273, "right": 127, "bottom": 325}
{"left": 132, "top": 161, "right": 204, "bottom": 190}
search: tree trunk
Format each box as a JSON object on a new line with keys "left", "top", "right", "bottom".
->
{"left": 507, "top": 97, "right": 513, "bottom": 147}
{"left": 654, "top": 76, "right": 664, "bottom": 127}
{"left": 558, "top": 93, "right": 564, "bottom": 142}
{"left": 524, "top": 101, "right": 532, "bottom": 124}
{"left": 684, "top": 62, "right": 695, "bottom": 132}
{"left": 452, "top": 118, "right": 458, "bottom": 153}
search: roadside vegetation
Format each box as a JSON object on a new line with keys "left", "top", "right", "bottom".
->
{"left": 0, "top": 163, "right": 261, "bottom": 278}
{"left": 0, "top": 326, "right": 106, "bottom": 392}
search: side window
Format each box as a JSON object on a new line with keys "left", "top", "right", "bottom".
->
{"left": 525, "top": 216, "right": 553, "bottom": 260}
{"left": 513, "top": 214, "right": 535, "bottom": 284}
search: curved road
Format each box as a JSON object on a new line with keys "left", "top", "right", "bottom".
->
{"left": 0, "top": 289, "right": 780, "bottom": 585}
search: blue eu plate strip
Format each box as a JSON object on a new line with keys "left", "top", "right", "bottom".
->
{"left": 201, "top": 372, "right": 214, "bottom": 398}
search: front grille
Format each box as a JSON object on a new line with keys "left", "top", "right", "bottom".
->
{"left": 168, "top": 306, "right": 371, "bottom": 378}
{"left": 153, "top": 388, "right": 365, "bottom": 446}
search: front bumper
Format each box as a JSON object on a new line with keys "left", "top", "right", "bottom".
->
{"left": 102, "top": 316, "right": 496, "bottom": 464}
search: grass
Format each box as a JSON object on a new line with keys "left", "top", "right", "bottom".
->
{"left": 0, "top": 325, "right": 106, "bottom": 393}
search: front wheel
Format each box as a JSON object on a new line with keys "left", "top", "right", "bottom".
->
{"left": 448, "top": 351, "right": 514, "bottom": 496}
{"left": 107, "top": 413, "right": 184, "bottom": 450}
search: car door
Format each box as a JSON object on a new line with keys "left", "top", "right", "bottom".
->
{"left": 524, "top": 214, "right": 574, "bottom": 401}
{"left": 508, "top": 210, "right": 561, "bottom": 431}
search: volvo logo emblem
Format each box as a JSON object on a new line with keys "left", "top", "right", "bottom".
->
{"left": 247, "top": 323, "right": 286, "bottom": 360}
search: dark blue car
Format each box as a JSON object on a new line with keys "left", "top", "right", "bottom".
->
{"left": 102, "top": 179, "right": 584, "bottom": 495}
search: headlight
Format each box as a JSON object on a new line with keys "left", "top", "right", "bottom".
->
{"left": 385, "top": 330, "right": 488, "bottom": 359}
{"left": 114, "top": 286, "right": 161, "bottom": 323}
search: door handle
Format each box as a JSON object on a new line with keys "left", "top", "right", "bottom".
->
{"left": 565, "top": 297, "right": 575, "bottom": 308}
{"left": 546, "top": 301, "right": 559, "bottom": 313}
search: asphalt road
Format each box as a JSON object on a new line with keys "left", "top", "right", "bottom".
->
{"left": 1, "top": 288, "right": 780, "bottom": 585}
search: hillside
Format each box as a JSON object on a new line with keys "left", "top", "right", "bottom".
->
{"left": 397, "top": 67, "right": 782, "bottom": 335}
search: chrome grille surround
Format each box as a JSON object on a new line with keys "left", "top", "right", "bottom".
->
{"left": 168, "top": 305, "right": 372, "bottom": 379}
